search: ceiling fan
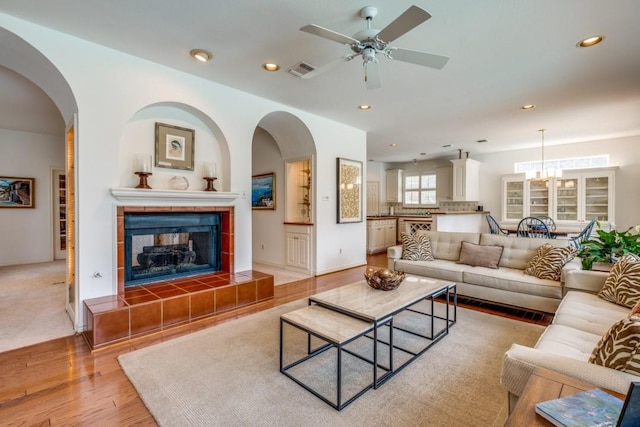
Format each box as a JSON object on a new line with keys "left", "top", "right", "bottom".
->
{"left": 299, "top": 5, "right": 449, "bottom": 89}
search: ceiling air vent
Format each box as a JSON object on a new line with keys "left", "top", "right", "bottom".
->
{"left": 287, "top": 62, "right": 316, "bottom": 78}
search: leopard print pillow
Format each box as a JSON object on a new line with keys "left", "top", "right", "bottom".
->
{"left": 598, "top": 254, "right": 640, "bottom": 308}
{"left": 524, "top": 243, "right": 577, "bottom": 281}
{"left": 401, "top": 232, "right": 434, "bottom": 261}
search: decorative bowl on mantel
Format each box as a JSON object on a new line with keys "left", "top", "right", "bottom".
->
{"left": 364, "top": 268, "right": 405, "bottom": 291}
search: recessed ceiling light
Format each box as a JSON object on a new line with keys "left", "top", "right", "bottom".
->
{"left": 190, "top": 49, "right": 212, "bottom": 62}
{"left": 477, "top": 139, "right": 487, "bottom": 143}
{"left": 420, "top": 152, "right": 426, "bottom": 156}
{"left": 521, "top": 104, "right": 536, "bottom": 110}
{"left": 390, "top": 143, "right": 397, "bottom": 147}
{"left": 442, "top": 144, "right": 452, "bottom": 148}
{"left": 262, "top": 63, "right": 280, "bottom": 71}
{"left": 358, "top": 104, "right": 372, "bottom": 110}
{"left": 577, "top": 35, "right": 604, "bottom": 48}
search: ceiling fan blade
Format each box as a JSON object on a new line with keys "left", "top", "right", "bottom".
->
{"left": 364, "top": 61, "right": 382, "bottom": 89}
{"left": 376, "top": 5, "right": 432, "bottom": 43}
{"left": 300, "top": 54, "right": 358, "bottom": 79}
{"left": 390, "top": 47, "right": 449, "bottom": 69}
{"left": 300, "top": 24, "right": 359, "bottom": 45}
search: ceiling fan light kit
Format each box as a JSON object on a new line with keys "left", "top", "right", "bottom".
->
{"left": 299, "top": 5, "right": 450, "bottom": 89}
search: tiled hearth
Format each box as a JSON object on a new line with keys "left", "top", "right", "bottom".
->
{"left": 82, "top": 204, "right": 275, "bottom": 349}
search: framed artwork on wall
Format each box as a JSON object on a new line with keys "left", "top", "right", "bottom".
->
{"left": 0, "top": 176, "right": 35, "bottom": 208}
{"left": 155, "top": 122, "right": 195, "bottom": 170}
{"left": 252, "top": 173, "right": 275, "bottom": 209}
{"left": 336, "top": 158, "right": 362, "bottom": 223}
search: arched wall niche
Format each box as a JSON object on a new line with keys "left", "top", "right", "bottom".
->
{"left": 0, "top": 27, "right": 77, "bottom": 124}
{"left": 121, "top": 102, "right": 231, "bottom": 191}
{"left": 256, "top": 111, "right": 317, "bottom": 161}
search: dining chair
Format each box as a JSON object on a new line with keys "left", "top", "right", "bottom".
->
{"left": 516, "top": 217, "right": 552, "bottom": 238}
{"left": 569, "top": 218, "right": 597, "bottom": 250}
{"left": 486, "top": 214, "right": 508, "bottom": 235}
{"left": 536, "top": 215, "right": 557, "bottom": 238}
{"left": 537, "top": 215, "right": 557, "bottom": 231}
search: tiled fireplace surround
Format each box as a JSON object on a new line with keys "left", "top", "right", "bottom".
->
{"left": 82, "top": 205, "right": 274, "bottom": 349}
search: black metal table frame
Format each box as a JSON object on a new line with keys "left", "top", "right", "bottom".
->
{"left": 309, "top": 282, "right": 458, "bottom": 389}
{"left": 279, "top": 314, "right": 393, "bottom": 411}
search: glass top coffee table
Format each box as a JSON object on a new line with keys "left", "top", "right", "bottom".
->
{"left": 309, "top": 275, "right": 457, "bottom": 387}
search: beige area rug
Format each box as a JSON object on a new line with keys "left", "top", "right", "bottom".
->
{"left": 253, "top": 262, "right": 312, "bottom": 285}
{"left": 0, "top": 260, "right": 75, "bottom": 353}
{"left": 118, "top": 299, "right": 543, "bottom": 426}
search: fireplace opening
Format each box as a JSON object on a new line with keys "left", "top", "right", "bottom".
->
{"left": 124, "top": 212, "right": 221, "bottom": 287}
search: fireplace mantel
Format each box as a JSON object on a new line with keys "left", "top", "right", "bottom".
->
{"left": 111, "top": 188, "right": 240, "bottom": 204}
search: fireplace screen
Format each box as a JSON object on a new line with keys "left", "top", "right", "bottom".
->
{"left": 124, "top": 212, "right": 221, "bottom": 287}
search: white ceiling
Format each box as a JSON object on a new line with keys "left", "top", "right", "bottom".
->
{"left": 1, "top": 0, "right": 639, "bottom": 161}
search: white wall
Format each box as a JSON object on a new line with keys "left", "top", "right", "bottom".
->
{"left": 251, "top": 129, "right": 286, "bottom": 266}
{"left": 0, "top": 13, "right": 367, "bottom": 329}
{"left": 0, "top": 129, "right": 64, "bottom": 266}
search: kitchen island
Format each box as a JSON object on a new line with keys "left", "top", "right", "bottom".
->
{"left": 430, "top": 211, "right": 488, "bottom": 233}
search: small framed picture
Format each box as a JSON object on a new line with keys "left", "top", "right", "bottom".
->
{"left": 336, "top": 158, "right": 363, "bottom": 223}
{"left": 0, "top": 176, "right": 35, "bottom": 208}
{"left": 252, "top": 173, "right": 275, "bottom": 210}
{"left": 155, "top": 122, "right": 195, "bottom": 170}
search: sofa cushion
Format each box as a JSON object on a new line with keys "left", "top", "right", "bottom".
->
{"left": 457, "top": 241, "right": 503, "bottom": 269}
{"left": 393, "top": 258, "right": 473, "bottom": 283}
{"left": 535, "top": 324, "right": 602, "bottom": 362}
{"left": 524, "top": 244, "right": 577, "bottom": 281}
{"left": 462, "top": 266, "right": 563, "bottom": 299}
{"left": 415, "top": 231, "right": 480, "bottom": 261}
{"left": 479, "top": 234, "right": 567, "bottom": 270}
{"left": 553, "top": 291, "right": 630, "bottom": 336}
{"left": 589, "top": 316, "right": 640, "bottom": 375}
{"left": 400, "top": 232, "right": 434, "bottom": 261}
{"left": 598, "top": 254, "right": 640, "bottom": 308}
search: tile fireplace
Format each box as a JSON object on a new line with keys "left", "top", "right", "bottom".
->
{"left": 82, "top": 205, "right": 274, "bottom": 349}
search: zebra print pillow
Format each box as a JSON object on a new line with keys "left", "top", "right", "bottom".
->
{"left": 589, "top": 315, "right": 640, "bottom": 375}
{"left": 523, "top": 244, "right": 577, "bottom": 281}
{"left": 598, "top": 254, "right": 640, "bottom": 308}
{"left": 401, "top": 232, "right": 434, "bottom": 261}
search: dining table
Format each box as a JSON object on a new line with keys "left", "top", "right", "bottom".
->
{"left": 501, "top": 226, "right": 578, "bottom": 237}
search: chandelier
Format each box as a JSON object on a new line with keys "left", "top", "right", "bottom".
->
{"left": 526, "top": 129, "right": 562, "bottom": 180}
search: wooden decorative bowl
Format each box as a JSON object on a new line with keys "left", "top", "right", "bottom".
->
{"left": 364, "top": 268, "right": 405, "bottom": 291}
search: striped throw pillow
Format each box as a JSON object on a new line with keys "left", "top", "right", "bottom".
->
{"left": 589, "top": 316, "right": 640, "bottom": 375}
{"left": 401, "top": 232, "right": 434, "bottom": 261}
{"left": 598, "top": 254, "right": 640, "bottom": 308}
{"left": 523, "top": 244, "right": 577, "bottom": 281}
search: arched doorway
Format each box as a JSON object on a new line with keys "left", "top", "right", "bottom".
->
{"left": 0, "top": 28, "right": 79, "bottom": 348}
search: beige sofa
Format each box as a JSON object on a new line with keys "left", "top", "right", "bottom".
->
{"left": 387, "top": 231, "right": 580, "bottom": 313}
{"left": 501, "top": 269, "right": 639, "bottom": 410}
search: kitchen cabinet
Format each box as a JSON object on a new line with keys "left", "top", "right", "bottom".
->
{"left": 501, "top": 167, "right": 616, "bottom": 225}
{"left": 385, "top": 169, "right": 403, "bottom": 202}
{"left": 436, "top": 166, "right": 452, "bottom": 201}
{"left": 451, "top": 158, "right": 480, "bottom": 202}
{"left": 367, "top": 218, "right": 396, "bottom": 254}
{"left": 366, "top": 181, "right": 380, "bottom": 216}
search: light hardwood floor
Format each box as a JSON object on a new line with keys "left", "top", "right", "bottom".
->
{"left": 0, "top": 253, "right": 551, "bottom": 425}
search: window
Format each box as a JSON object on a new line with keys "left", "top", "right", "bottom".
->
{"left": 515, "top": 155, "right": 609, "bottom": 174}
{"left": 404, "top": 173, "right": 437, "bottom": 206}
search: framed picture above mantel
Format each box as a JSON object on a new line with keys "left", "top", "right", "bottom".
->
{"left": 154, "top": 122, "right": 195, "bottom": 171}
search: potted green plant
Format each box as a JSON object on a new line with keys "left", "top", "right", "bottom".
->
{"left": 577, "top": 222, "right": 640, "bottom": 270}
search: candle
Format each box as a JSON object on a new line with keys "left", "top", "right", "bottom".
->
{"left": 137, "top": 154, "right": 151, "bottom": 173}
{"left": 203, "top": 162, "right": 213, "bottom": 178}
{"left": 213, "top": 162, "right": 217, "bottom": 178}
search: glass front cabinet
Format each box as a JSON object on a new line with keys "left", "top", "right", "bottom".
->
{"left": 501, "top": 167, "right": 616, "bottom": 226}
